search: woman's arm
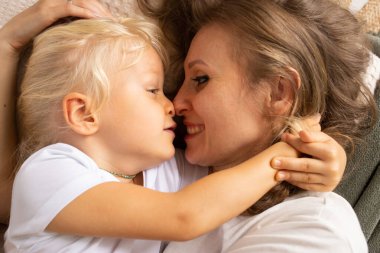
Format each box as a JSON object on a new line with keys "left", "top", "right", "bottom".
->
{"left": 0, "top": 0, "right": 111, "bottom": 224}
{"left": 47, "top": 142, "right": 296, "bottom": 241}
{"left": 0, "top": 31, "right": 19, "bottom": 225}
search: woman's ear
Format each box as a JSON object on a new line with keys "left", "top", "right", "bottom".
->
{"left": 269, "top": 67, "right": 301, "bottom": 115}
{"left": 62, "top": 92, "right": 99, "bottom": 135}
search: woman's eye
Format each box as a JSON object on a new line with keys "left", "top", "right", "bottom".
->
{"left": 191, "top": 75, "right": 209, "bottom": 86}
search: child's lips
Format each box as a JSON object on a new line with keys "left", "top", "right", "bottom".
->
{"left": 164, "top": 123, "right": 177, "bottom": 131}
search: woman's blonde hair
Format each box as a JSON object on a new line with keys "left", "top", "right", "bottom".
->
{"left": 17, "top": 17, "right": 168, "bottom": 168}
{"left": 138, "top": 0, "right": 378, "bottom": 214}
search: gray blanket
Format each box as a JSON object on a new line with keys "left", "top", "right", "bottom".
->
{"left": 335, "top": 35, "right": 380, "bottom": 253}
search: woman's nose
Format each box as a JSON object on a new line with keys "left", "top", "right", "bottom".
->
{"left": 173, "top": 85, "right": 192, "bottom": 116}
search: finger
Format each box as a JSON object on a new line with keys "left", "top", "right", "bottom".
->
{"left": 287, "top": 182, "right": 335, "bottom": 192}
{"left": 298, "top": 130, "right": 330, "bottom": 143}
{"left": 275, "top": 171, "right": 337, "bottom": 192}
{"left": 308, "top": 123, "right": 321, "bottom": 132}
{"left": 281, "top": 135, "right": 337, "bottom": 159}
{"left": 275, "top": 170, "right": 325, "bottom": 184}
{"left": 283, "top": 131, "right": 330, "bottom": 144}
{"left": 33, "top": 1, "right": 96, "bottom": 26}
{"left": 301, "top": 114, "right": 321, "bottom": 131}
{"left": 65, "top": 4, "right": 98, "bottom": 19}
{"left": 275, "top": 165, "right": 342, "bottom": 190}
{"left": 271, "top": 157, "right": 327, "bottom": 174}
{"left": 304, "top": 113, "right": 321, "bottom": 125}
{"left": 71, "top": 0, "right": 113, "bottom": 18}
{"left": 43, "top": 0, "right": 111, "bottom": 22}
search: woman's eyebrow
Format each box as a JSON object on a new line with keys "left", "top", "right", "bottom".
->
{"left": 188, "top": 59, "right": 208, "bottom": 69}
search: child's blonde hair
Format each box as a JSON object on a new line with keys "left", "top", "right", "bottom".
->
{"left": 17, "top": 17, "right": 168, "bottom": 168}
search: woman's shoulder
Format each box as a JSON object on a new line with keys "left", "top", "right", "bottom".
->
{"left": 165, "top": 192, "right": 368, "bottom": 253}
{"left": 223, "top": 192, "right": 367, "bottom": 253}
{"left": 257, "top": 192, "right": 360, "bottom": 228}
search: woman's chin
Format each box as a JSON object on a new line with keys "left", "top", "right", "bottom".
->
{"left": 184, "top": 148, "right": 209, "bottom": 166}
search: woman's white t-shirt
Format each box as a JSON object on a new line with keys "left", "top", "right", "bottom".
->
{"left": 164, "top": 191, "right": 368, "bottom": 253}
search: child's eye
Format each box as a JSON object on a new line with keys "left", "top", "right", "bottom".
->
{"left": 191, "top": 75, "right": 209, "bottom": 86}
{"left": 147, "top": 88, "right": 160, "bottom": 94}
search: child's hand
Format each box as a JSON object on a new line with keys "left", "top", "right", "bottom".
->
{"left": 0, "top": 0, "right": 112, "bottom": 54}
{"left": 271, "top": 130, "right": 346, "bottom": 192}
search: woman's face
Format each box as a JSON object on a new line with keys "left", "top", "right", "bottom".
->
{"left": 174, "top": 24, "right": 273, "bottom": 170}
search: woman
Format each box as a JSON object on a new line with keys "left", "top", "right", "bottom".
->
{"left": 137, "top": 0, "right": 377, "bottom": 251}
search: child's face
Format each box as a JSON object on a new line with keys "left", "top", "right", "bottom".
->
{"left": 96, "top": 46, "right": 176, "bottom": 173}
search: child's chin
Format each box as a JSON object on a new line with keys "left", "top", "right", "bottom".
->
{"left": 161, "top": 147, "right": 175, "bottom": 161}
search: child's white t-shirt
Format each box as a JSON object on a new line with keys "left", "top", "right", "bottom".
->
{"left": 5, "top": 143, "right": 207, "bottom": 253}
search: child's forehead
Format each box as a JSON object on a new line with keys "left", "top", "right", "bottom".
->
{"left": 109, "top": 48, "right": 164, "bottom": 79}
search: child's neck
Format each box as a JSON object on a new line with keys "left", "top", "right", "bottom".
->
{"left": 101, "top": 171, "right": 144, "bottom": 186}
{"left": 61, "top": 135, "right": 146, "bottom": 184}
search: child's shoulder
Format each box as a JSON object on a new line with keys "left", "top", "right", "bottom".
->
{"left": 20, "top": 143, "right": 95, "bottom": 170}
{"left": 15, "top": 143, "right": 107, "bottom": 188}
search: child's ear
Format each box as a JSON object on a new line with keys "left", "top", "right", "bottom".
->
{"left": 268, "top": 67, "right": 301, "bottom": 116}
{"left": 63, "top": 92, "right": 99, "bottom": 135}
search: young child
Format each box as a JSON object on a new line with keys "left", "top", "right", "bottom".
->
{"left": 3, "top": 10, "right": 346, "bottom": 253}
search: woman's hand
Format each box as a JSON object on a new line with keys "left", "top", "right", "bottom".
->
{"left": 272, "top": 130, "right": 346, "bottom": 192}
{"left": 0, "top": 0, "right": 112, "bottom": 55}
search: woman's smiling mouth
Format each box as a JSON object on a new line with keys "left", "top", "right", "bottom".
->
{"left": 186, "top": 125, "right": 205, "bottom": 135}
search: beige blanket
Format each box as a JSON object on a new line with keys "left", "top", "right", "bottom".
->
{"left": 1, "top": 0, "right": 379, "bottom": 32}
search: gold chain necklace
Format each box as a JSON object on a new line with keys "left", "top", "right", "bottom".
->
{"left": 101, "top": 168, "right": 137, "bottom": 180}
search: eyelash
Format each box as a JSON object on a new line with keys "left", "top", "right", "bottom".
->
{"left": 147, "top": 88, "right": 160, "bottom": 95}
{"left": 191, "top": 75, "right": 209, "bottom": 86}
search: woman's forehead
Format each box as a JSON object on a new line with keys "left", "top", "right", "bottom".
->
{"left": 186, "top": 24, "right": 235, "bottom": 63}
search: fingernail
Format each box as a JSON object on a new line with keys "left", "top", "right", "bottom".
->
{"left": 281, "top": 133, "right": 288, "bottom": 141}
{"left": 276, "top": 172, "right": 286, "bottom": 181}
{"left": 272, "top": 159, "right": 281, "bottom": 168}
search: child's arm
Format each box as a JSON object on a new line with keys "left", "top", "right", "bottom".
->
{"left": 47, "top": 141, "right": 295, "bottom": 241}
{"left": 0, "top": 31, "right": 18, "bottom": 224}
{"left": 0, "top": 0, "right": 110, "bottom": 224}
{"left": 47, "top": 131, "right": 346, "bottom": 241}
